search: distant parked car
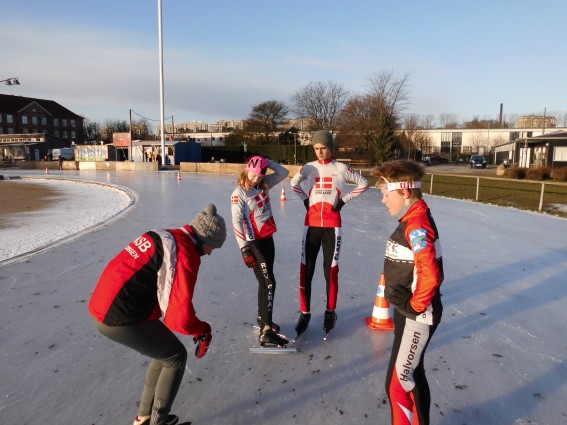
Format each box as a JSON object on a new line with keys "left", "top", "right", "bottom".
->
{"left": 422, "top": 155, "right": 449, "bottom": 166}
{"left": 470, "top": 155, "right": 487, "bottom": 169}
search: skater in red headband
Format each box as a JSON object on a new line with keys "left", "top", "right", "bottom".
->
{"left": 375, "top": 160, "right": 444, "bottom": 425}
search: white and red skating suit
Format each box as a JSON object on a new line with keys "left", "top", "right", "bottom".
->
{"left": 230, "top": 160, "right": 289, "bottom": 249}
{"left": 290, "top": 158, "right": 369, "bottom": 227}
{"left": 88, "top": 225, "right": 209, "bottom": 337}
{"left": 290, "top": 158, "right": 369, "bottom": 312}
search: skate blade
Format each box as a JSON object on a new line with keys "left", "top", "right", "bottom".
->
{"left": 250, "top": 346, "right": 297, "bottom": 354}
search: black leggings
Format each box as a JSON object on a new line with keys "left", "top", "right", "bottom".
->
{"left": 299, "top": 226, "right": 341, "bottom": 312}
{"left": 250, "top": 237, "right": 276, "bottom": 329}
{"left": 94, "top": 319, "right": 187, "bottom": 424}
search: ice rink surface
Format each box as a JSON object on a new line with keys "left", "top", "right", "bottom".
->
{"left": 1, "top": 169, "right": 567, "bottom": 425}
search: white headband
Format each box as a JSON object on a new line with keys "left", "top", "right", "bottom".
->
{"left": 379, "top": 177, "right": 421, "bottom": 192}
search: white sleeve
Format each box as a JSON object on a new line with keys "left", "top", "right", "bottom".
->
{"left": 230, "top": 187, "right": 248, "bottom": 249}
{"left": 290, "top": 166, "right": 308, "bottom": 201}
{"left": 341, "top": 164, "right": 370, "bottom": 203}
{"left": 264, "top": 160, "right": 289, "bottom": 188}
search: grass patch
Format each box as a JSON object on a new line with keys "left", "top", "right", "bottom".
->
{"left": 362, "top": 171, "right": 567, "bottom": 218}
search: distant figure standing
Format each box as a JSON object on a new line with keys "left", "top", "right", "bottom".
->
{"left": 89, "top": 204, "right": 227, "bottom": 425}
{"left": 58, "top": 155, "right": 63, "bottom": 170}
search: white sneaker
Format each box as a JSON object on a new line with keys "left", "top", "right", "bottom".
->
{"left": 133, "top": 414, "right": 179, "bottom": 425}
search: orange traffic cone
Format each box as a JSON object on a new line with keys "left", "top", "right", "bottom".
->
{"left": 177, "top": 171, "right": 181, "bottom": 181}
{"left": 365, "top": 273, "right": 395, "bottom": 330}
{"left": 45, "top": 168, "right": 49, "bottom": 174}
{"left": 280, "top": 186, "right": 287, "bottom": 201}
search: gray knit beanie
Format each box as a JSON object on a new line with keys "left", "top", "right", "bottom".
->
{"left": 311, "top": 130, "right": 335, "bottom": 150}
{"left": 190, "top": 204, "right": 226, "bottom": 249}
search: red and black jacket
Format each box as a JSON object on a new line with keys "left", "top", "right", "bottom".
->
{"left": 89, "top": 225, "right": 209, "bottom": 337}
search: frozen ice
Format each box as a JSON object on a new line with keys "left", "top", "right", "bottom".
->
{"left": 1, "top": 168, "right": 566, "bottom": 425}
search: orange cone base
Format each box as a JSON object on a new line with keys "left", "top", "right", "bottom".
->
{"left": 365, "top": 316, "right": 394, "bottom": 330}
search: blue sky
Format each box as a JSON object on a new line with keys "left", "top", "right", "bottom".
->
{"left": 2, "top": 0, "right": 566, "bottom": 127}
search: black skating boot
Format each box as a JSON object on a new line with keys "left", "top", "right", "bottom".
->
{"left": 259, "top": 329, "right": 289, "bottom": 347}
{"left": 323, "top": 309, "right": 337, "bottom": 334}
{"left": 294, "top": 312, "right": 311, "bottom": 338}
{"left": 257, "top": 316, "right": 280, "bottom": 333}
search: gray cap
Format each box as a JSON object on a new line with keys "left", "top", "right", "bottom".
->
{"left": 190, "top": 204, "right": 226, "bottom": 249}
{"left": 311, "top": 130, "right": 334, "bottom": 150}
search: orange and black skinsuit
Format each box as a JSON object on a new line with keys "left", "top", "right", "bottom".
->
{"left": 383, "top": 199, "right": 443, "bottom": 425}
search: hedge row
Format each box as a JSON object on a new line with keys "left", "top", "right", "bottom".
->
{"left": 505, "top": 167, "right": 567, "bottom": 182}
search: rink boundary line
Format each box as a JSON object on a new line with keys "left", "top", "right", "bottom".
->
{"left": 0, "top": 177, "right": 139, "bottom": 267}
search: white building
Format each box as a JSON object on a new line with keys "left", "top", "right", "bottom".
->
{"left": 416, "top": 126, "right": 567, "bottom": 160}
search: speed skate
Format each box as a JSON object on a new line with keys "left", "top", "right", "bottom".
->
{"left": 250, "top": 326, "right": 296, "bottom": 353}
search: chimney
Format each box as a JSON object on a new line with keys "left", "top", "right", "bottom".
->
{"left": 499, "top": 103, "right": 503, "bottom": 127}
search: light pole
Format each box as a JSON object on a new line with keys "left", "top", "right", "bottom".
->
{"left": 294, "top": 132, "right": 297, "bottom": 164}
{"left": 1, "top": 77, "right": 20, "bottom": 85}
{"left": 157, "top": 0, "right": 166, "bottom": 167}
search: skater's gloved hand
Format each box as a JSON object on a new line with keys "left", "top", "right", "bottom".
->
{"left": 333, "top": 198, "right": 345, "bottom": 212}
{"left": 194, "top": 322, "right": 212, "bottom": 359}
{"left": 303, "top": 199, "right": 309, "bottom": 211}
{"left": 387, "top": 287, "right": 406, "bottom": 307}
{"left": 241, "top": 246, "right": 256, "bottom": 268}
{"left": 389, "top": 288, "right": 420, "bottom": 316}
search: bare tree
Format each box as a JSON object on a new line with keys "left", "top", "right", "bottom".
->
{"left": 366, "top": 70, "right": 411, "bottom": 122}
{"left": 505, "top": 113, "right": 519, "bottom": 128}
{"left": 291, "top": 80, "right": 350, "bottom": 131}
{"left": 413, "top": 131, "right": 433, "bottom": 156}
{"left": 335, "top": 94, "right": 376, "bottom": 151}
{"left": 335, "top": 70, "right": 412, "bottom": 164}
{"left": 244, "top": 100, "right": 289, "bottom": 144}
{"left": 438, "top": 113, "right": 460, "bottom": 128}
{"left": 100, "top": 119, "right": 129, "bottom": 142}
{"left": 463, "top": 117, "right": 499, "bottom": 129}
{"left": 83, "top": 118, "right": 101, "bottom": 143}
{"left": 469, "top": 131, "right": 487, "bottom": 154}
{"left": 420, "top": 114, "right": 436, "bottom": 129}
{"left": 401, "top": 114, "right": 433, "bottom": 158}
{"left": 356, "top": 70, "right": 411, "bottom": 164}
{"left": 131, "top": 118, "right": 151, "bottom": 140}
{"left": 401, "top": 114, "right": 430, "bottom": 160}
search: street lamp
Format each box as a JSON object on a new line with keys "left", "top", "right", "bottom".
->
{"left": 1, "top": 77, "right": 20, "bottom": 85}
{"left": 294, "top": 132, "right": 297, "bottom": 164}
